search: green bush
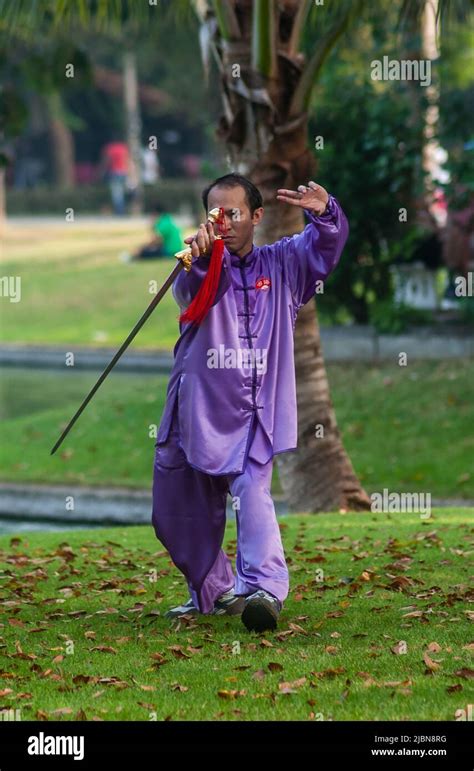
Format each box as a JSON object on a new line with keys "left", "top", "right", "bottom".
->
{"left": 5, "top": 178, "right": 207, "bottom": 218}
{"left": 369, "top": 299, "right": 432, "bottom": 334}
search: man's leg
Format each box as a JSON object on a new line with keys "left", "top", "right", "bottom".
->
{"left": 151, "top": 403, "right": 235, "bottom": 614}
{"left": 228, "top": 451, "right": 289, "bottom": 608}
{"left": 109, "top": 173, "right": 126, "bottom": 215}
{"left": 136, "top": 243, "right": 166, "bottom": 259}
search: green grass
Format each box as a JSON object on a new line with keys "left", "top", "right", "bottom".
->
{"left": 0, "top": 369, "right": 169, "bottom": 489}
{"left": 1, "top": 219, "right": 186, "bottom": 349}
{"left": 0, "top": 511, "right": 472, "bottom": 721}
{"left": 326, "top": 359, "right": 474, "bottom": 499}
{"left": 0, "top": 361, "right": 473, "bottom": 499}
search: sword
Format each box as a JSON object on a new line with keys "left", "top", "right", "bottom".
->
{"left": 50, "top": 207, "right": 221, "bottom": 456}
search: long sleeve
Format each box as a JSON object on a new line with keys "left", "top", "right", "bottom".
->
{"left": 272, "top": 194, "right": 349, "bottom": 307}
{"left": 172, "top": 250, "right": 231, "bottom": 311}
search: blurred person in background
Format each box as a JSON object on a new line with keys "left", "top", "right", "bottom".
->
{"left": 99, "top": 136, "right": 130, "bottom": 215}
{"left": 120, "top": 202, "right": 183, "bottom": 262}
{"left": 141, "top": 145, "right": 159, "bottom": 185}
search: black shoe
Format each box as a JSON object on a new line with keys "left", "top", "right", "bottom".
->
{"left": 213, "top": 589, "right": 245, "bottom": 616}
{"left": 241, "top": 590, "right": 282, "bottom": 632}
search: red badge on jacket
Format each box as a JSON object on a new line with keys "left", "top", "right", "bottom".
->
{"left": 256, "top": 276, "right": 271, "bottom": 291}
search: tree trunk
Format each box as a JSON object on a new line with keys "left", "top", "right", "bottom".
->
{"left": 421, "top": 0, "right": 446, "bottom": 229}
{"left": 123, "top": 51, "right": 143, "bottom": 215}
{"left": 0, "top": 166, "right": 6, "bottom": 234}
{"left": 205, "top": 1, "right": 371, "bottom": 513}
{"left": 257, "top": 191, "right": 371, "bottom": 512}
{"left": 46, "top": 92, "right": 75, "bottom": 188}
{"left": 288, "top": 300, "right": 371, "bottom": 511}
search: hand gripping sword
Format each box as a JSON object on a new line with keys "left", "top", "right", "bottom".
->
{"left": 50, "top": 207, "right": 222, "bottom": 455}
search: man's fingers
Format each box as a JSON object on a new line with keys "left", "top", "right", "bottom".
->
{"left": 206, "top": 221, "right": 216, "bottom": 243}
{"left": 276, "top": 187, "right": 306, "bottom": 202}
{"left": 185, "top": 221, "right": 214, "bottom": 251}
{"left": 190, "top": 239, "right": 200, "bottom": 258}
{"left": 196, "top": 223, "right": 208, "bottom": 253}
{"left": 277, "top": 188, "right": 300, "bottom": 199}
{"left": 307, "top": 181, "right": 319, "bottom": 190}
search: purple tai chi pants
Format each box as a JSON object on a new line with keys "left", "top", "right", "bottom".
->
{"left": 151, "top": 401, "right": 289, "bottom": 614}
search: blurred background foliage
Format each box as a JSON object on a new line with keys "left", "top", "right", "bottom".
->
{"left": 1, "top": 0, "right": 473, "bottom": 328}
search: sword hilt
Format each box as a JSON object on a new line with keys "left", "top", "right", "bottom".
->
{"left": 174, "top": 248, "right": 193, "bottom": 271}
{"left": 174, "top": 207, "right": 223, "bottom": 272}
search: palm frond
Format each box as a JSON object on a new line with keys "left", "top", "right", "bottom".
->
{"left": 0, "top": 0, "right": 166, "bottom": 34}
{"left": 211, "top": 0, "right": 241, "bottom": 40}
{"left": 198, "top": 14, "right": 222, "bottom": 82}
{"left": 289, "top": 0, "right": 363, "bottom": 118}
{"left": 252, "top": 0, "right": 278, "bottom": 79}
{"left": 287, "top": 0, "right": 312, "bottom": 57}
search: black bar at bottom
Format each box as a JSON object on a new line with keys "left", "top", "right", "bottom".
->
{"left": 0, "top": 719, "right": 472, "bottom": 765}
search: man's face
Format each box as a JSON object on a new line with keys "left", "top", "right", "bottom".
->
{"left": 207, "top": 185, "right": 263, "bottom": 256}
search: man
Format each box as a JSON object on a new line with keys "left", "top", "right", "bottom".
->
{"left": 121, "top": 203, "right": 183, "bottom": 262}
{"left": 151, "top": 173, "right": 348, "bottom": 633}
{"left": 100, "top": 137, "right": 130, "bottom": 216}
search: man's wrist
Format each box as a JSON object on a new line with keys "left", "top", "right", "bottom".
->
{"left": 307, "top": 194, "right": 335, "bottom": 219}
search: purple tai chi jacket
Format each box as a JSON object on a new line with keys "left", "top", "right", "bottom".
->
{"left": 155, "top": 194, "right": 349, "bottom": 476}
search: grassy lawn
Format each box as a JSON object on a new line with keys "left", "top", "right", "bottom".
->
{"left": 0, "top": 361, "right": 473, "bottom": 499}
{"left": 1, "top": 219, "right": 187, "bottom": 349}
{"left": 0, "top": 511, "right": 472, "bottom": 721}
{"left": 1, "top": 218, "right": 343, "bottom": 349}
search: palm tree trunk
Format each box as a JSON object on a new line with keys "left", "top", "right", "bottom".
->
{"left": 288, "top": 299, "right": 371, "bottom": 512}
{"left": 208, "top": 0, "right": 371, "bottom": 514}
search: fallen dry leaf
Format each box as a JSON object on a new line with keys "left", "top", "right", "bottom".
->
{"left": 217, "top": 689, "right": 245, "bottom": 699}
{"left": 278, "top": 677, "right": 307, "bottom": 694}
{"left": 423, "top": 652, "right": 442, "bottom": 671}
{"left": 382, "top": 679, "right": 413, "bottom": 688}
{"left": 311, "top": 668, "right": 345, "bottom": 679}
{"left": 90, "top": 646, "right": 117, "bottom": 655}
{"left": 168, "top": 645, "right": 191, "bottom": 659}
{"left": 268, "top": 662, "right": 284, "bottom": 672}
{"left": 391, "top": 641, "right": 407, "bottom": 655}
{"left": 453, "top": 668, "right": 474, "bottom": 679}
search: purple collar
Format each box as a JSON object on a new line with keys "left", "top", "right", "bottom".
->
{"left": 228, "top": 244, "right": 257, "bottom": 268}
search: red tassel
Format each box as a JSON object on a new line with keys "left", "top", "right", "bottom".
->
{"left": 179, "top": 209, "right": 226, "bottom": 326}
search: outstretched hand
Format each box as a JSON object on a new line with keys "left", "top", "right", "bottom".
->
{"left": 276, "top": 180, "right": 329, "bottom": 216}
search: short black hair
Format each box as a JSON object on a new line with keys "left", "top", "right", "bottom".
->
{"left": 202, "top": 173, "right": 263, "bottom": 214}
